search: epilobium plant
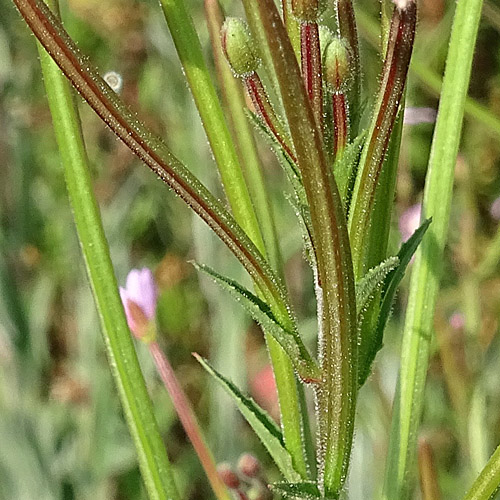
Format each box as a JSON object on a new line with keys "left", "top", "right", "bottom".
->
{"left": 12, "top": 0, "right": 495, "bottom": 498}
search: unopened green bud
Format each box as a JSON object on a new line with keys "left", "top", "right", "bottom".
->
{"left": 323, "top": 37, "right": 351, "bottom": 93}
{"left": 291, "top": 0, "right": 325, "bottom": 22}
{"left": 221, "top": 17, "right": 260, "bottom": 77}
{"left": 318, "top": 25, "right": 334, "bottom": 57}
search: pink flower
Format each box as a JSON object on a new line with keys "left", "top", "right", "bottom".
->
{"left": 119, "top": 268, "right": 158, "bottom": 340}
{"left": 399, "top": 203, "right": 422, "bottom": 242}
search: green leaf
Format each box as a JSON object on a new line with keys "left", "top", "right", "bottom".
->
{"left": 356, "top": 256, "right": 399, "bottom": 318}
{"left": 194, "top": 355, "right": 301, "bottom": 482}
{"left": 270, "top": 482, "right": 328, "bottom": 499}
{"left": 194, "top": 263, "right": 320, "bottom": 383}
{"left": 333, "top": 131, "right": 366, "bottom": 211}
{"left": 358, "top": 218, "right": 431, "bottom": 386}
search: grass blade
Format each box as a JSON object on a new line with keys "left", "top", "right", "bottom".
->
{"left": 383, "top": 0, "right": 485, "bottom": 497}
{"left": 36, "top": 2, "right": 179, "bottom": 498}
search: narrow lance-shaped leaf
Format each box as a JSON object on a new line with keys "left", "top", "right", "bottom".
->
{"left": 358, "top": 218, "right": 431, "bottom": 387}
{"left": 194, "top": 355, "right": 302, "bottom": 483}
{"left": 348, "top": 2, "right": 417, "bottom": 281}
{"left": 241, "top": 0, "right": 357, "bottom": 495}
{"left": 356, "top": 256, "right": 399, "bottom": 317}
{"left": 12, "top": 0, "right": 292, "bottom": 329}
{"left": 194, "top": 263, "right": 320, "bottom": 382}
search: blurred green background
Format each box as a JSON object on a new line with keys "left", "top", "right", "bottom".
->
{"left": 1, "top": 0, "right": 500, "bottom": 498}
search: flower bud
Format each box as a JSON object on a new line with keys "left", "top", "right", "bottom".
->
{"left": 217, "top": 463, "right": 240, "bottom": 490}
{"left": 221, "top": 18, "right": 260, "bottom": 77}
{"left": 318, "top": 25, "right": 334, "bottom": 57}
{"left": 291, "top": 0, "right": 325, "bottom": 22}
{"left": 323, "top": 37, "right": 351, "bottom": 93}
{"left": 237, "top": 453, "right": 261, "bottom": 478}
{"left": 120, "top": 268, "right": 158, "bottom": 343}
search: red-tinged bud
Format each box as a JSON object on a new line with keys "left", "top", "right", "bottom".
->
{"left": 237, "top": 453, "right": 261, "bottom": 478}
{"left": 220, "top": 17, "right": 260, "bottom": 77}
{"left": 323, "top": 37, "right": 351, "bottom": 93}
{"left": 217, "top": 463, "right": 241, "bottom": 490}
{"left": 291, "top": 0, "right": 325, "bottom": 22}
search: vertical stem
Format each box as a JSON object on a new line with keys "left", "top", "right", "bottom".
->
{"left": 300, "top": 22, "right": 324, "bottom": 131}
{"left": 149, "top": 342, "right": 231, "bottom": 500}
{"left": 204, "top": 0, "right": 309, "bottom": 478}
{"left": 283, "top": 0, "right": 302, "bottom": 61}
{"left": 157, "top": 0, "right": 265, "bottom": 255}
{"left": 418, "top": 438, "right": 442, "bottom": 500}
{"left": 332, "top": 92, "right": 349, "bottom": 157}
{"left": 383, "top": 0, "right": 485, "bottom": 498}
{"left": 36, "top": 3, "right": 179, "bottom": 498}
{"left": 335, "top": 0, "right": 361, "bottom": 136}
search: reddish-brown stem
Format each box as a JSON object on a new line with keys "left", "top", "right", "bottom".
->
{"left": 300, "top": 22, "right": 323, "bottom": 131}
{"left": 244, "top": 72, "right": 298, "bottom": 164}
{"left": 348, "top": 2, "right": 417, "bottom": 279}
{"left": 149, "top": 342, "right": 230, "bottom": 500}
{"left": 332, "top": 93, "right": 348, "bottom": 157}
{"left": 335, "top": 0, "right": 360, "bottom": 135}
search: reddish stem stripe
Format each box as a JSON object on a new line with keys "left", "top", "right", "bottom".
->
{"left": 349, "top": 3, "right": 417, "bottom": 277}
{"left": 300, "top": 22, "right": 323, "bottom": 130}
{"left": 12, "top": 0, "right": 289, "bottom": 315}
{"left": 245, "top": 72, "right": 298, "bottom": 163}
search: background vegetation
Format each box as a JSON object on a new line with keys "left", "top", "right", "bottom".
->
{"left": 1, "top": 0, "right": 500, "bottom": 498}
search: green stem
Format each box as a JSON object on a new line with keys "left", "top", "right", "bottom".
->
{"left": 36, "top": 3, "right": 179, "bottom": 499}
{"left": 157, "top": 0, "right": 265, "bottom": 255}
{"left": 463, "top": 444, "right": 500, "bottom": 500}
{"left": 243, "top": 1, "right": 357, "bottom": 494}
{"left": 204, "top": 0, "right": 281, "bottom": 272}
{"left": 204, "top": 0, "right": 310, "bottom": 478}
{"left": 383, "top": 0, "right": 485, "bottom": 498}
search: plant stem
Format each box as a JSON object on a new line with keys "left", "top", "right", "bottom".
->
{"left": 332, "top": 93, "right": 348, "bottom": 157}
{"left": 243, "top": 1, "right": 357, "bottom": 494}
{"left": 348, "top": 2, "right": 416, "bottom": 281}
{"left": 149, "top": 342, "right": 231, "bottom": 500}
{"left": 418, "top": 438, "right": 442, "bottom": 500}
{"left": 157, "top": 0, "right": 265, "bottom": 256}
{"left": 383, "top": 0, "right": 485, "bottom": 498}
{"left": 300, "top": 22, "right": 323, "bottom": 130}
{"left": 463, "top": 444, "right": 500, "bottom": 500}
{"left": 36, "top": 3, "right": 179, "bottom": 499}
{"left": 334, "top": 0, "right": 361, "bottom": 136}
{"left": 205, "top": 0, "right": 311, "bottom": 478}
{"left": 244, "top": 73, "right": 297, "bottom": 164}
{"left": 204, "top": 0, "right": 282, "bottom": 273}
